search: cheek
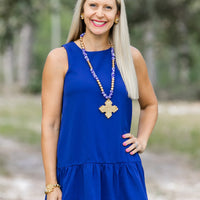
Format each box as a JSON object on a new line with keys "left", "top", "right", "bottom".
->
{"left": 83, "top": 8, "right": 90, "bottom": 18}
{"left": 107, "top": 15, "right": 116, "bottom": 24}
{"left": 85, "top": 13, "right": 95, "bottom": 23}
{"left": 108, "top": 12, "right": 117, "bottom": 21}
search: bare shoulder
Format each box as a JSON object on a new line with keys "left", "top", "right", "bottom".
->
{"left": 130, "top": 46, "right": 145, "bottom": 66}
{"left": 44, "top": 47, "right": 68, "bottom": 76}
{"left": 48, "top": 47, "right": 67, "bottom": 58}
{"left": 130, "top": 46, "right": 148, "bottom": 79}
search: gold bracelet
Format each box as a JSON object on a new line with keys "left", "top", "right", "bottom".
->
{"left": 44, "top": 183, "right": 61, "bottom": 194}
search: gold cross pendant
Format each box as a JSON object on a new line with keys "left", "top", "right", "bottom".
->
{"left": 99, "top": 99, "right": 118, "bottom": 119}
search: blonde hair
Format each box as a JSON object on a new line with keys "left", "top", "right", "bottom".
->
{"left": 67, "top": 0, "right": 139, "bottom": 100}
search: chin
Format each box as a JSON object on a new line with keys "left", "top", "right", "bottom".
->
{"left": 87, "top": 29, "right": 110, "bottom": 37}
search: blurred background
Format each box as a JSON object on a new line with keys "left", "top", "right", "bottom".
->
{"left": 0, "top": 0, "right": 200, "bottom": 199}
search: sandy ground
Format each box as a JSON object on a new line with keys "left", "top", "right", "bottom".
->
{"left": 0, "top": 137, "right": 44, "bottom": 200}
{"left": 0, "top": 96, "right": 200, "bottom": 199}
{"left": 0, "top": 136, "right": 200, "bottom": 200}
{"left": 142, "top": 152, "right": 200, "bottom": 200}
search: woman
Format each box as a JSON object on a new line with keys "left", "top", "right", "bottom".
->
{"left": 41, "top": 0, "right": 158, "bottom": 199}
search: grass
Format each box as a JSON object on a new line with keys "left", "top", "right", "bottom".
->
{"left": 149, "top": 114, "right": 200, "bottom": 156}
{"left": 131, "top": 101, "right": 200, "bottom": 166}
{"left": 0, "top": 94, "right": 200, "bottom": 165}
{"left": 0, "top": 94, "right": 41, "bottom": 145}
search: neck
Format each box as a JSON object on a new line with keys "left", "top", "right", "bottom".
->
{"left": 82, "top": 31, "right": 111, "bottom": 51}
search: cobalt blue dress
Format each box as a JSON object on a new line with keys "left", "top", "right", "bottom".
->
{"left": 45, "top": 41, "right": 148, "bottom": 200}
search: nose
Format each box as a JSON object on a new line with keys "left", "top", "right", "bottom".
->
{"left": 96, "top": 7, "right": 104, "bottom": 18}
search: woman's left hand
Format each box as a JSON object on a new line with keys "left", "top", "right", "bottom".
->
{"left": 122, "top": 133, "right": 147, "bottom": 155}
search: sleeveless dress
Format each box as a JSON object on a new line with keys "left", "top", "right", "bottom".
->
{"left": 45, "top": 41, "right": 148, "bottom": 200}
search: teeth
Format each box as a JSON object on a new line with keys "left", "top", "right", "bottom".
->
{"left": 93, "top": 21, "right": 106, "bottom": 25}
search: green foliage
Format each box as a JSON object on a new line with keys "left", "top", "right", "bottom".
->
{"left": 126, "top": 0, "right": 149, "bottom": 24}
{"left": 0, "top": 0, "right": 47, "bottom": 52}
{"left": 127, "top": 0, "right": 200, "bottom": 99}
{"left": 27, "top": 5, "right": 73, "bottom": 93}
{"left": 60, "top": 0, "right": 75, "bottom": 9}
{"left": 189, "top": 38, "right": 200, "bottom": 83}
{"left": 1, "top": 0, "right": 200, "bottom": 99}
{"left": 27, "top": 9, "right": 51, "bottom": 94}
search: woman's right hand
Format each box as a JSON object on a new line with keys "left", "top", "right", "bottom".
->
{"left": 47, "top": 187, "right": 62, "bottom": 200}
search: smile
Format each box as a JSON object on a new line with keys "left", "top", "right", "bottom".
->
{"left": 92, "top": 20, "right": 107, "bottom": 27}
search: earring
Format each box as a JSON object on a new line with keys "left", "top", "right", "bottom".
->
{"left": 81, "top": 14, "right": 84, "bottom": 20}
{"left": 115, "top": 18, "right": 119, "bottom": 24}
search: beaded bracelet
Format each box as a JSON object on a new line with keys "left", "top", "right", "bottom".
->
{"left": 44, "top": 183, "right": 61, "bottom": 194}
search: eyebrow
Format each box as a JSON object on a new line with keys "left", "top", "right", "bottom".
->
{"left": 87, "top": 0, "right": 115, "bottom": 6}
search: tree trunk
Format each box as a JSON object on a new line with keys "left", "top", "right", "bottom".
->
{"left": 169, "top": 48, "right": 178, "bottom": 83}
{"left": 144, "top": 23, "right": 157, "bottom": 87}
{"left": 177, "top": 20, "right": 189, "bottom": 84}
{"left": 2, "top": 45, "right": 14, "bottom": 94}
{"left": 50, "top": 0, "right": 61, "bottom": 49}
{"left": 17, "top": 23, "right": 33, "bottom": 89}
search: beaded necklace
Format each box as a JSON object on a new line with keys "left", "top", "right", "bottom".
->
{"left": 80, "top": 33, "right": 118, "bottom": 119}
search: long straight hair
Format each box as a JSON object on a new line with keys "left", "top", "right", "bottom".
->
{"left": 67, "top": 0, "right": 139, "bottom": 100}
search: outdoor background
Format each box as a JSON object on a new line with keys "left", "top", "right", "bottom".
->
{"left": 0, "top": 0, "right": 200, "bottom": 199}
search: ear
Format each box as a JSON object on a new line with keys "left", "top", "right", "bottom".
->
{"left": 115, "top": 11, "right": 120, "bottom": 20}
{"left": 114, "top": 11, "right": 120, "bottom": 24}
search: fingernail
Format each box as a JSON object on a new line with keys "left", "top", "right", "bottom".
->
{"left": 122, "top": 135, "right": 125, "bottom": 138}
{"left": 123, "top": 142, "right": 126, "bottom": 146}
{"left": 126, "top": 149, "right": 129, "bottom": 152}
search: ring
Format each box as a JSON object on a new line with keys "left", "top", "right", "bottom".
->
{"left": 135, "top": 142, "right": 138, "bottom": 148}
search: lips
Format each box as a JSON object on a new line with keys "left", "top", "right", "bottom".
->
{"left": 91, "top": 20, "right": 107, "bottom": 27}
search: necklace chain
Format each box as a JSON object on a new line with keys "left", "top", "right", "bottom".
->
{"left": 79, "top": 33, "right": 118, "bottom": 119}
{"left": 80, "top": 33, "right": 116, "bottom": 99}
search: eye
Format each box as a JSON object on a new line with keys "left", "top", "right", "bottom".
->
{"left": 105, "top": 6, "right": 112, "bottom": 10}
{"left": 89, "top": 3, "right": 96, "bottom": 7}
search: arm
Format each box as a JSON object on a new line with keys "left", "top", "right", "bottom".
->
{"left": 133, "top": 47, "right": 158, "bottom": 151}
{"left": 122, "top": 47, "right": 158, "bottom": 155}
{"left": 41, "top": 47, "right": 68, "bottom": 199}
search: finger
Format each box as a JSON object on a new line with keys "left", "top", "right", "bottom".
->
{"left": 135, "top": 141, "right": 139, "bottom": 149}
{"left": 122, "top": 133, "right": 134, "bottom": 139}
{"left": 130, "top": 147, "right": 139, "bottom": 155}
{"left": 123, "top": 137, "right": 137, "bottom": 146}
{"left": 130, "top": 142, "right": 140, "bottom": 155}
{"left": 125, "top": 142, "right": 138, "bottom": 152}
{"left": 122, "top": 133, "right": 132, "bottom": 138}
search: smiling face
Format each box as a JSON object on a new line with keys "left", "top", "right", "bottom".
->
{"left": 82, "top": 0, "right": 119, "bottom": 37}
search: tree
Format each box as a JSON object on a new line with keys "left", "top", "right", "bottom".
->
{"left": 0, "top": 0, "right": 47, "bottom": 92}
{"left": 154, "top": 0, "right": 200, "bottom": 84}
{"left": 125, "top": 0, "right": 200, "bottom": 99}
{"left": 50, "top": 0, "right": 61, "bottom": 49}
{"left": 126, "top": 0, "right": 157, "bottom": 86}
